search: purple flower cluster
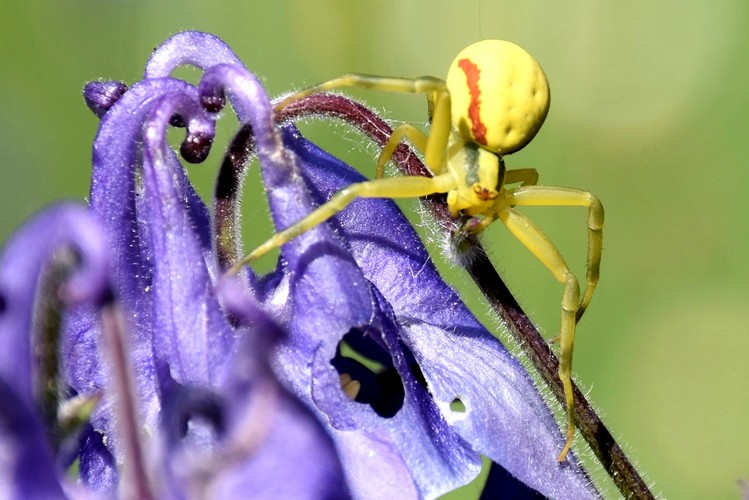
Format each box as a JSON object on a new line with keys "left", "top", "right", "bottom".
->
{"left": 0, "top": 32, "right": 596, "bottom": 498}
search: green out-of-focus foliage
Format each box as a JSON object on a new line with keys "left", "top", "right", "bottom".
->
{"left": 2, "top": 2, "right": 748, "bottom": 498}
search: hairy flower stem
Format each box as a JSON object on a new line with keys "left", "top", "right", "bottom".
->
{"left": 269, "top": 92, "right": 654, "bottom": 499}
{"left": 214, "top": 123, "right": 253, "bottom": 272}
{"left": 100, "top": 301, "right": 154, "bottom": 500}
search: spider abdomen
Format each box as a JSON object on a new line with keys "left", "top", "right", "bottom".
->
{"left": 446, "top": 39, "right": 550, "bottom": 156}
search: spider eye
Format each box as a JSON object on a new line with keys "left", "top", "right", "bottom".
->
{"left": 446, "top": 39, "right": 550, "bottom": 155}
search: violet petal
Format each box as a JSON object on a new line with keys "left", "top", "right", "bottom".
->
{"left": 195, "top": 278, "right": 351, "bottom": 499}
{"left": 144, "top": 31, "right": 244, "bottom": 79}
{"left": 247, "top": 125, "right": 484, "bottom": 496}
{"left": 67, "top": 77, "right": 218, "bottom": 464}
{"left": 140, "top": 90, "right": 232, "bottom": 387}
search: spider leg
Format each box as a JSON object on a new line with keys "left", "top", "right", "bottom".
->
{"left": 277, "top": 74, "right": 447, "bottom": 108}
{"left": 461, "top": 212, "right": 496, "bottom": 234}
{"left": 499, "top": 185, "right": 603, "bottom": 461}
{"left": 497, "top": 204, "right": 580, "bottom": 462}
{"left": 231, "top": 173, "right": 457, "bottom": 272}
{"left": 509, "top": 186, "right": 604, "bottom": 321}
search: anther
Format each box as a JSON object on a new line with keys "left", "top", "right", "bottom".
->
{"left": 339, "top": 373, "right": 361, "bottom": 400}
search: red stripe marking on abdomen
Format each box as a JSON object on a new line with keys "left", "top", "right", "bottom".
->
{"left": 457, "top": 58, "right": 488, "bottom": 145}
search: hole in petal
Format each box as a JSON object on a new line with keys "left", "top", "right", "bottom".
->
{"left": 450, "top": 397, "right": 466, "bottom": 413}
{"left": 331, "top": 329, "right": 405, "bottom": 418}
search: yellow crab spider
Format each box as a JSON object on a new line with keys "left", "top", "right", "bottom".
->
{"left": 237, "top": 39, "right": 604, "bottom": 462}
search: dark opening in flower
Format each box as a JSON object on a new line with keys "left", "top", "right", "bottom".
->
{"left": 332, "top": 328, "right": 408, "bottom": 418}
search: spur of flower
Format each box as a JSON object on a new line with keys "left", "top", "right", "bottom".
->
{"left": 0, "top": 31, "right": 598, "bottom": 499}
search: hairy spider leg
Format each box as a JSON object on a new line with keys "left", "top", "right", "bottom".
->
{"left": 234, "top": 174, "right": 458, "bottom": 269}
{"left": 509, "top": 186, "right": 604, "bottom": 321}
{"left": 500, "top": 185, "right": 604, "bottom": 461}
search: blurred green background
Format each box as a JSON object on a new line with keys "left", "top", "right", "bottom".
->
{"left": 2, "top": 1, "right": 748, "bottom": 498}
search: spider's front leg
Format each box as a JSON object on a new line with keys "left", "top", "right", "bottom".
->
{"left": 231, "top": 173, "right": 458, "bottom": 273}
{"left": 231, "top": 73, "right": 463, "bottom": 273}
{"left": 510, "top": 186, "right": 604, "bottom": 320}
{"left": 497, "top": 185, "right": 603, "bottom": 462}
